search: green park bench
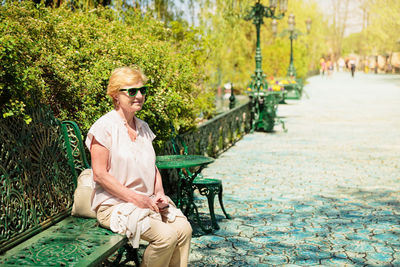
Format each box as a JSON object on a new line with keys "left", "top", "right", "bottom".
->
{"left": 0, "top": 101, "right": 251, "bottom": 265}
{"left": 0, "top": 107, "right": 139, "bottom": 266}
{"left": 283, "top": 78, "right": 304, "bottom": 101}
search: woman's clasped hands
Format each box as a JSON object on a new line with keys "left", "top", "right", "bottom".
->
{"left": 129, "top": 191, "right": 169, "bottom": 213}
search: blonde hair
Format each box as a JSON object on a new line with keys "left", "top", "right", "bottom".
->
{"left": 107, "top": 66, "right": 148, "bottom": 107}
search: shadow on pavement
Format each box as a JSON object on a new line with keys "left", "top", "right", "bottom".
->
{"left": 190, "top": 187, "right": 400, "bottom": 266}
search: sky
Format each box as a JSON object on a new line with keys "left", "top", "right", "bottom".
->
{"left": 312, "top": 0, "right": 364, "bottom": 36}
{"left": 176, "top": 0, "right": 364, "bottom": 36}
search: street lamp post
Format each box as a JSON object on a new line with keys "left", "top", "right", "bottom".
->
{"left": 244, "top": 0, "right": 288, "bottom": 132}
{"left": 282, "top": 14, "right": 312, "bottom": 78}
{"left": 287, "top": 14, "right": 296, "bottom": 77}
{"left": 272, "top": 15, "right": 311, "bottom": 102}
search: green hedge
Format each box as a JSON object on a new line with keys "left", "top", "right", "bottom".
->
{"left": 0, "top": 3, "right": 214, "bottom": 149}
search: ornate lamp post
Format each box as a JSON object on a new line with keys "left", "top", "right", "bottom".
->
{"left": 281, "top": 14, "right": 312, "bottom": 78}
{"left": 244, "top": 0, "right": 288, "bottom": 132}
{"left": 273, "top": 15, "right": 311, "bottom": 102}
{"left": 287, "top": 14, "right": 296, "bottom": 77}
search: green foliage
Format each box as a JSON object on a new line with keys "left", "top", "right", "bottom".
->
{"left": 362, "top": 0, "right": 400, "bottom": 55}
{"left": 199, "top": 0, "right": 255, "bottom": 90}
{"left": 342, "top": 31, "right": 364, "bottom": 55}
{"left": 262, "top": 0, "right": 329, "bottom": 78}
{"left": 341, "top": 1, "right": 400, "bottom": 58}
{"left": 2, "top": 100, "right": 32, "bottom": 124}
{"left": 198, "top": 0, "right": 328, "bottom": 92}
{"left": 0, "top": 2, "right": 213, "bottom": 148}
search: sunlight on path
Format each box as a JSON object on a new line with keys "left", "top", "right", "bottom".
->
{"left": 190, "top": 72, "right": 400, "bottom": 266}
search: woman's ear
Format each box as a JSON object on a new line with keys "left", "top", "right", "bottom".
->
{"left": 113, "top": 96, "right": 119, "bottom": 108}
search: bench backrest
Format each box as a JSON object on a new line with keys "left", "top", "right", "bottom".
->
{"left": 0, "top": 107, "right": 85, "bottom": 254}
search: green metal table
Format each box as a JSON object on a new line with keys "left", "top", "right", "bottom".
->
{"left": 156, "top": 155, "right": 215, "bottom": 232}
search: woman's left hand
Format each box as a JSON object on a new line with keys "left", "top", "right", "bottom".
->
{"left": 154, "top": 192, "right": 168, "bottom": 204}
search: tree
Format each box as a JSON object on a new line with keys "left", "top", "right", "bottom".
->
{"left": 326, "top": 0, "right": 350, "bottom": 62}
{"left": 365, "top": 0, "right": 400, "bottom": 54}
{"left": 341, "top": 0, "right": 400, "bottom": 71}
{"left": 198, "top": 0, "right": 329, "bottom": 92}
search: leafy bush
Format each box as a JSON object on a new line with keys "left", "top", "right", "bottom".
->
{"left": 0, "top": 2, "right": 214, "bottom": 149}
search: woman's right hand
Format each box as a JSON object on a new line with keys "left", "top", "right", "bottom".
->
{"left": 129, "top": 193, "right": 159, "bottom": 213}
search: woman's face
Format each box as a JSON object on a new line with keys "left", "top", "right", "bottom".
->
{"left": 116, "top": 81, "right": 145, "bottom": 114}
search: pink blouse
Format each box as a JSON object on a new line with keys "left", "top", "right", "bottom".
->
{"left": 85, "top": 109, "right": 157, "bottom": 210}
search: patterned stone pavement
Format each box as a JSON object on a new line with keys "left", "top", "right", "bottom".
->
{"left": 189, "top": 73, "right": 400, "bottom": 266}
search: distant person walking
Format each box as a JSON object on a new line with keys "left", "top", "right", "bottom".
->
{"left": 327, "top": 59, "right": 334, "bottom": 77}
{"left": 338, "top": 58, "right": 345, "bottom": 72}
{"left": 320, "top": 57, "right": 326, "bottom": 76}
{"left": 349, "top": 58, "right": 356, "bottom": 78}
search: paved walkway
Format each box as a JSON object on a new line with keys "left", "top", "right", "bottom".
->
{"left": 190, "top": 72, "right": 400, "bottom": 266}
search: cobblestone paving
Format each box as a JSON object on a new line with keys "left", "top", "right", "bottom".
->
{"left": 190, "top": 73, "right": 400, "bottom": 266}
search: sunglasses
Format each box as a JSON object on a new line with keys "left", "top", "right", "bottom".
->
{"left": 119, "top": 86, "right": 148, "bottom": 97}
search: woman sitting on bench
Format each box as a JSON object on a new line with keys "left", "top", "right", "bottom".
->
{"left": 85, "top": 66, "right": 192, "bottom": 267}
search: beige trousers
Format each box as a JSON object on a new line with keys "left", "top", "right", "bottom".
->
{"left": 97, "top": 205, "right": 192, "bottom": 267}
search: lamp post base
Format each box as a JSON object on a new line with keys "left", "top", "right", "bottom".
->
{"left": 287, "top": 63, "right": 296, "bottom": 77}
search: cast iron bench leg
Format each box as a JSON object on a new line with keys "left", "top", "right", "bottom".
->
{"left": 205, "top": 190, "right": 219, "bottom": 230}
{"left": 218, "top": 184, "right": 231, "bottom": 219}
{"left": 119, "top": 244, "right": 140, "bottom": 266}
{"left": 195, "top": 181, "right": 230, "bottom": 230}
{"left": 112, "top": 247, "right": 125, "bottom": 264}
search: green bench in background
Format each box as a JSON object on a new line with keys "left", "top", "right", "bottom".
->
{"left": 0, "top": 107, "right": 139, "bottom": 266}
{"left": 281, "top": 78, "right": 304, "bottom": 101}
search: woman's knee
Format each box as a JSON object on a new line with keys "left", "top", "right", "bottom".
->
{"left": 181, "top": 219, "right": 192, "bottom": 238}
{"left": 154, "top": 226, "right": 179, "bottom": 249}
{"left": 174, "top": 218, "right": 192, "bottom": 240}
